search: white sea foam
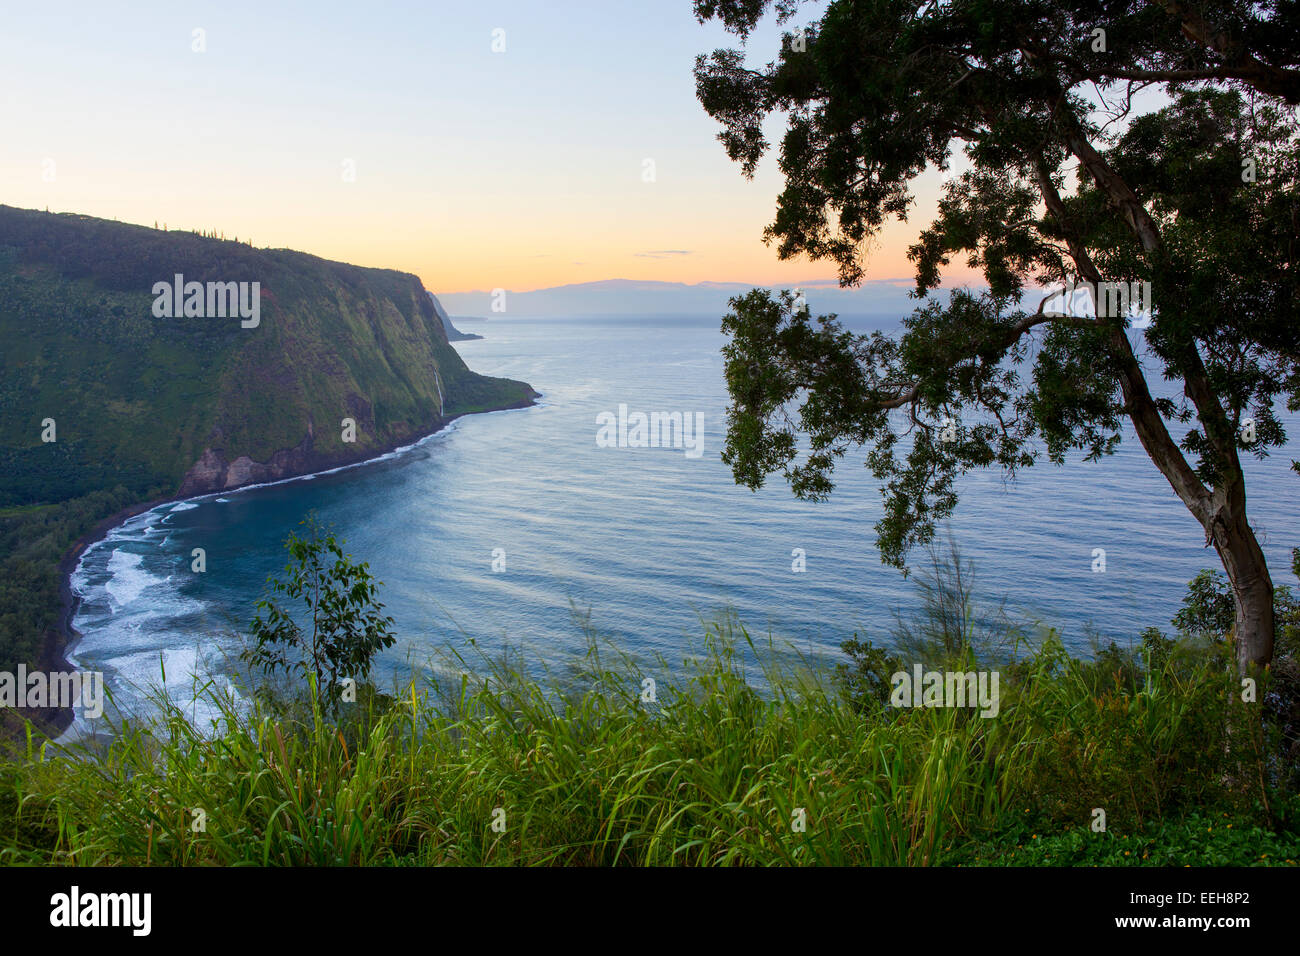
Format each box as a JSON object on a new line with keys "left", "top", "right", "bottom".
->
{"left": 114, "top": 644, "right": 235, "bottom": 728}
{"left": 57, "top": 643, "right": 240, "bottom": 744}
{"left": 62, "top": 408, "right": 526, "bottom": 731}
{"left": 104, "top": 551, "right": 163, "bottom": 607}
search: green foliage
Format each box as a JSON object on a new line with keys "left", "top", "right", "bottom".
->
{"left": 242, "top": 515, "right": 396, "bottom": 717}
{"left": 835, "top": 545, "right": 1300, "bottom": 836}
{"left": 706, "top": 76, "right": 1297, "bottom": 562}
{"left": 0, "top": 486, "right": 146, "bottom": 683}
{"left": 1173, "top": 568, "right": 1300, "bottom": 642}
{"left": 0, "top": 206, "right": 534, "bottom": 515}
{"left": 1002, "top": 634, "right": 1242, "bottom": 827}
{"left": 0, "top": 205, "right": 533, "bottom": 704}
{"left": 0, "top": 604, "right": 1292, "bottom": 866}
{"left": 1160, "top": 565, "right": 1300, "bottom": 789}
{"left": 950, "top": 810, "right": 1300, "bottom": 867}
{"left": 1, "top": 541, "right": 1255, "bottom": 867}
{"left": 695, "top": 0, "right": 1297, "bottom": 671}
{"left": 837, "top": 537, "right": 1022, "bottom": 711}
{"left": 835, "top": 636, "right": 902, "bottom": 713}
{"left": 1173, "top": 570, "right": 1240, "bottom": 637}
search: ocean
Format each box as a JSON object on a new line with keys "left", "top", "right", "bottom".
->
{"left": 64, "top": 314, "right": 1300, "bottom": 734}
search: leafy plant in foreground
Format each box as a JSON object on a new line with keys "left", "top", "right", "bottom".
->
{"left": 242, "top": 513, "right": 395, "bottom": 717}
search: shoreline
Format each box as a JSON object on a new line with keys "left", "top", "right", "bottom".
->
{"left": 43, "top": 394, "right": 539, "bottom": 739}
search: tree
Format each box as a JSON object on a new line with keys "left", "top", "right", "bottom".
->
{"left": 1173, "top": 566, "right": 1300, "bottom": 637}
{"left": 694, "top": 0, "right": 1300, "bottom": 672}
{"left": 242, "top": 514, "right": 396, "bottom": 715}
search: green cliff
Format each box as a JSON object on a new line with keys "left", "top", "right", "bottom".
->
{"left": 0, "top": 205, "right": 534, "bottom": 504}
{"left": 0, "top": 205, "right": 535, "bottom": 704}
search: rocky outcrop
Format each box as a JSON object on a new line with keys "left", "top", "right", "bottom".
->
{"left": 430, "top": 292, "right": 483, "bottom": 341}
{"left": 177, "top": 430, "right": 346, "bottom": 496}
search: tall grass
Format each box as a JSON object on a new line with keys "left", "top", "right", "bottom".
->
{"left": 0, "top": 614, "right": 1284, "bottom": 867}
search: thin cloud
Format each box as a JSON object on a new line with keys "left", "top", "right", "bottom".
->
{"left": 634, "top": 249, "right": 693, "bottom": 258}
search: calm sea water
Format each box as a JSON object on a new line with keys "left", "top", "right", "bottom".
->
{"left": 66, "top": 314, "right": 1299, "bottom": 731}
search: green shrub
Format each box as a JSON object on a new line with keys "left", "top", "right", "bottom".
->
{"left": 241, "top": 514, "right": 396, "bottom": 719}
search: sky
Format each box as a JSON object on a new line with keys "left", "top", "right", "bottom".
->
{"left": 1, "top": 0, "right": 967, "bottom": 295}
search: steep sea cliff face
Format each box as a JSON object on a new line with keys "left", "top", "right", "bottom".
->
{"left": 429, "top": 291, "right": 483, "bottom": 341}
{"left": 0, "top": 205, "right": 535, "bottom": 506}
{"left": 0, "top": 205, "right": 536, "bottom": 695}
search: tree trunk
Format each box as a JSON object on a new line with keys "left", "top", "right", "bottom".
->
{"left": 1102, "top": 327, "right": 1274, "bottom": 674}
{"left": 1033, "top": 142, "right": 1277, "bottom": 673}
{"left": 1206, "top": 494, "right": 1275, "bottom": 673}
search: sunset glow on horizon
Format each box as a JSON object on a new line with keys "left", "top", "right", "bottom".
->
{"left": 1, "top": 0, "right": 973, "bottom": 294}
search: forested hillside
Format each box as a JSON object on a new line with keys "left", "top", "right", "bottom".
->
{"left": 0, "top": 205, "right": 535, "bottom": 697}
